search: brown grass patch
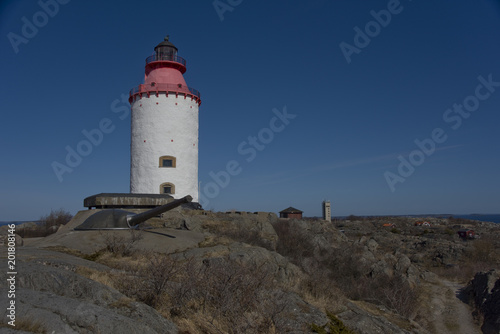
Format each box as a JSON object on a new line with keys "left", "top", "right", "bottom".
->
{"left": 42, "top": 245, "right": 86, "bottom": 258}
{"left": 109, "top": 297, "right": 134, "bottom": 309}
{"left": 352, "top": 300, "right": 416, "bottom": 331}
{"left": 198, "top": 235, "right": 232, "bottom": 248}
{"left": 76, "top": 266, "right": 116, "bottom": 289}
{"left": 0, "top": 318, "right": 46, "bottom": 333}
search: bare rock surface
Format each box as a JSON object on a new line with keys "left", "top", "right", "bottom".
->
{"left": 338, "top": 302, "right": 413, "bottom": 334}
{"left": 465, "top": 270, "right": 500, "bottom": 334}
{"left": 0, "top": 247, "right": 177, "bottom": 333}
{"left": 177, "top": 241, "right": 304, "bottom": 290}
{"left": 3, "top": 212, "right": 499, "bottom": 333}
{"left": 25, "top": 210, "right": 206, "bottom": 254}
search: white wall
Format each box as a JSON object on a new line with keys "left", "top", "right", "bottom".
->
{"left": 130, "top": 92, "right": 199, "bottom": 202}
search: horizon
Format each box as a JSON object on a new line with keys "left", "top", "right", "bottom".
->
{"left": 1, "top": 0, "right": 500, "bottom": 221}
{"left": 3, "top": 213, "right": 500, "bottom": 224}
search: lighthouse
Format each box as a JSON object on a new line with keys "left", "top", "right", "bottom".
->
{"left": 129, "top": 36, "right": 201, "bottom": 202}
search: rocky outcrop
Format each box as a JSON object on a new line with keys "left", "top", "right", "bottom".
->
{"left": 0, "top": 224, "right": 24, "bottom": 246}
{"left": 465, "top": 269, "right": 500, "bottom": 334}
{"left": 0, "top": 248, "right": 177, "bottom": 333}
{"left": 338, "top": 302, "right": 414, "bottom": 334}
{"left": 7, "top": 212, "right": 498, "bottom": 333}
{"left": 179, "top": 241, "right": 304, "bottom": 288}
{"left": 354, "top": 236, "right": 421, "bottom": 285}
{"left": 161, "top": 210, "right": 280, "bottom": 249}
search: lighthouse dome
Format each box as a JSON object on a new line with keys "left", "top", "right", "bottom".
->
{"left": 154, "top": 36, "right": 178, "bottom": 60}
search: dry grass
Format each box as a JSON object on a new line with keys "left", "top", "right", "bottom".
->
{"left": 353, "top": 300, "right": 416, "bottom": 331}
{"left": 89, "top": 248, "right": 153, "bottom": 272}
{"left": 17, "top": 209, "right": 72, "bottom": 238}
{"left": 0, "top": 318, "right": 46, "bottom": 333}
{"left": 433, "top": 258, "right": 500, "bottom": 284}
{"left": 427, "top": 233, "right": 500, "bottom": 283}
{"left": 176, "top": 317, "right": 204, "bottom": 334}
{"left": 198, "top": 234, "right": 232, "bottom": 248}
{"left": 101, "top": 250, "right": 291, "bottom": 334}
{"left": 300, "top": 287, "right": 345, "bottom": 315}
{"left": 445, "top": 321, "right": 460, "bottom": 332}
{"left": 76, "top": 266, "right": 117, "bottom": 289}
{"left": 200, "top": 218, "right": 230, "bottom": 233}
{"left": 42, "top": 245, "right": 86, "bottom": 257}
{"left": 109, "top": 297, "right": 134, "bottom": 309}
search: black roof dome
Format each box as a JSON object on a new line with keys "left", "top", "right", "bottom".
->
{"left": 154, "top": 35, "right": 178, "bottom": 52}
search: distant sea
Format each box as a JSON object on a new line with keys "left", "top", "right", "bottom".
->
{"left": 0, "top": 221, "right": 39, "bottom": 227}
{"left": 453, "top": 214, "right": 500, "bottom": 224}
{"left": 394, "top": 214, "right": 500, "bottom": 224}
{"left": 334, "top": 214, "right": 500, "bottom": 224}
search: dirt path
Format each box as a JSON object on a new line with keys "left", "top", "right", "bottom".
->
{"left": 425, "top": 279, "right": 481, "bottom": 334}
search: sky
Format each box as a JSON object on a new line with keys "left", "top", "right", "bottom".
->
{"left": 1, "top": 0, "right": 499, "bottom": 221}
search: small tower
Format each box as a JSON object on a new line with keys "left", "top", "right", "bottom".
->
{"left": 129, "top": 36, "right": 201, "bottom": 201}
{"left": 322, "top": 200, "right": 331, "bottom": 222}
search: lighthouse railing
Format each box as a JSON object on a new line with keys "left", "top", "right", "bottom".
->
{"left": 146, "top": 54, "right": 186, "bottom": 66}
{"left": 129, "top": 83, "right": 201, "bottom": 101}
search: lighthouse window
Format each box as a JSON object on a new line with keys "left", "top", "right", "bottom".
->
{"left": 159, "top": 156, "right": 176, "bottom": 168}
{"left": 160, "top": 182, "right": 175, "bottom": 194}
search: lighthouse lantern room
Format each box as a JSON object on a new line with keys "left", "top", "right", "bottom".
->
{"left": 129, "top": 36, "right": 201, "bottom": 202}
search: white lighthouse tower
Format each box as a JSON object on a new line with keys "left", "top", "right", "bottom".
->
{"left": 129, "top": 36, "right": 201, "bottom": 202}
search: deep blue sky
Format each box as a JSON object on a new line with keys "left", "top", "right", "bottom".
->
{"left": 1, "top": 0, "right": 499, "bottom": 221}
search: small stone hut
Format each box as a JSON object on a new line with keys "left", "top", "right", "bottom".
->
{"left": 279, "top": 207, "right": 303, "bottom": 219}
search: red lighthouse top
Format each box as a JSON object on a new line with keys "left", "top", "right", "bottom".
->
{"left": 129, "top": 36, "right": 201, "bottom": 105}
{"left": 146, "top": 35, "right": 186, "bottom": 76}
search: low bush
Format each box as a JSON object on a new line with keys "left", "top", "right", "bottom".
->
{"left": 17, "top": 209, "right": 72, "bottom": 238}
{"left": 112, "top": 252, "right": 289, "bottom": 333}
{"left": 311, "top": 312, "right": 355, "bottom": 334}
{"left": 101, "top": 230, "right": 144, "bottom": 257}
{"left": 273, "top": 220, "right": 315, "bottom": 263}
{"left": 0, "top": 318, "right": 46, "bottom": 333}
{"left": 215, "top": 226, "right": 274, "bottom": 250}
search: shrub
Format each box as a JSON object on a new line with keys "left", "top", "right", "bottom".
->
{"left": 346, "top": 215, "right": 363, "bottom": 221}
{"left": 311, "top": 312, "right": 355, "bottom": 334}
{"left": 18, "top": 208, "right": 73, "bottom": 238}
{"left": 0, "top": 318, "right": 46, "bottom": 333}
{"left": 140, "top": 254, "right": 181, "bottom": 307}
{"left": 273, "top": 220, "right": 315, "bottom": 263}
{"left": 113, "top": 253, "right": 288, "bottom": 333}
{"left": 42, "top": 208, "right": 73, "bottom": 227}
{"left": 321, "top": 245, "right": 420, "bottom": 318}
{"left": 101, "top": 230, "right": 144, "bottom": 257}
{"left": 468, "top": 237, "right": 496, "bottom": 263}
{"left": 377, "top": 276, "right": 420, "bottom": 318}
{"left": 215, "top": 226, "right": 274, "bottom": 250}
